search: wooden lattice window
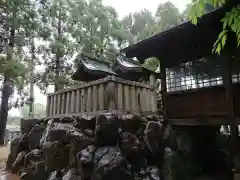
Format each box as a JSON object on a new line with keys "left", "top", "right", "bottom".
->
{"left": 165, "top": 56, "right": 240, "bottom": 92}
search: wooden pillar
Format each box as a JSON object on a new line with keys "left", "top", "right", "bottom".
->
{"left": 159, "top": 64, "right": 167, "bottom": 180}
{"left": 222, "top": 56, "right": 239, "bottom": 179}
{"left": 149, "top": 74, "right": 156, "bottom": 86}
{"left": 149, "top": 74, "right": 157, "bottom": 112}
{"left": 46, "top": 96, "right": 50, "bottom": 116}
{"left": 160, "top": 62, "right": 168, "bottom": 123}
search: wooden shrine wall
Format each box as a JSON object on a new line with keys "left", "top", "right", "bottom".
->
{"left": 167, "top": 83, "right": 240, "bottom": 119}
{"left": 46, "top": 76, "right": 157, "bottom": 117}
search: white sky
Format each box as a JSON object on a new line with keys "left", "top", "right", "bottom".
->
{"left": 103, "top": 0, "right": 191, "bottom": 17}
{"left": 9, "top": 0, "right": 190, "bottom": 116}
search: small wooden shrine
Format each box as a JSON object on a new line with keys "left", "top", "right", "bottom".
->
{"left": 46, "top": 53, "right": 158, "bottom": 118}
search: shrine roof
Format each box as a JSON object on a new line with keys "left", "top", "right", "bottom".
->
{"left": 72, "top": 54, "right": 117, "bottom": 82}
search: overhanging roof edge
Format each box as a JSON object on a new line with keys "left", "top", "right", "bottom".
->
{"left": 120, "top": 4, "right": 236, "bottom": 60}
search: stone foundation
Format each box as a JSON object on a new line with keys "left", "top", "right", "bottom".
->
{"left": 6, "top": 114, "right": 176, "bottom": 180}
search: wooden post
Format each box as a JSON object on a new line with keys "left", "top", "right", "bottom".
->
{"left": 108, "top": 81, "right": 116, "bottom": 110}
{"left": 46, "top": 96, "right": 50, "bottom": 116}
{"left": 93, "top": 85, "right": 97, "bottom": 111}
{"left": 98, "top": 84, "right": 104, "bottom": 111}
{"left": 57, "top": 95, "right": 61, "bottom": 115}
{"left": 81, "top": 89, "right": 85, "bottom": 112}
{"left": 117, "top": 83, "right": 123, "bottom": 110}
{"left": 66, "top": 92, "right": 70, "bottom": 113}
{"left": 222, "top": 56, "right": 239, "bottom": 179}
{"left": 70, "top": 91, "right": 75, "bottom": 113}
{"left": 149, "top": 74, "right": 156, "bottom": 86}
{"left": 76, "top": 90, "right": 80, "bottom": 113}
{"left": 49, "top": 96, "right": 53, "bottom": 116}
{"left": 149, "top": 74, "right": 157, "bottom": 112}
{"left": 160, "top": 63, "right": 168, "bottom": 123}
{"left": 87, "top": 87, "right": 92, "bottom": 112}
{"left": 124, "top": 85, "right": 130, "bottom": 111}
{"left": 158, "top": 62, "right": 167, "bottom": 180}
{"left": 60, "top": 94, "right": 65, "bottom": 114}
{"left": 130, "top": 86, "right": 136, "bottom": 112}
{"left": 141, "top": 88, "right": 147, "bottom": 112}
{"left": 53, "top": 95, "right": 57, "bottom": 115}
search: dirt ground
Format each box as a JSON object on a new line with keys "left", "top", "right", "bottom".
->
{"left": 0, "top": 146, "right": 9, "bottom": 163}
{"left": 0, "top": 146, "right": 20, "bottom": 180}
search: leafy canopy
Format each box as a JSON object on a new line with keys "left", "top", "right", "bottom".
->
{"left": 189, "top": 0, "right": 240, "bottom": 54}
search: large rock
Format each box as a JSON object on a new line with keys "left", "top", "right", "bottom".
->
{"left": 119, "top": 132, "right": 146, "bottom": 166}
{"left": 42, "top": 141, "right": 69, "bottom": 172}
{"left": 24, "top": 149, "right": 43, "bottom": 170}
{"left": 135, "top": 166, "right": 161, "bottom": 180}
{"left": 6, "top": 133, "right": 29, "bottom": 172}
{"left": 77, "top": 145, "right": 95, "bottom": 179}
{"left": 68, "top": 130, "right": 93, "bottom": 166}
{"left": 12, "top": 150, "right": 28, "bottom": 174}
{"left": 40, "top": 119, "right": 54, "bottom": 146}
{"left": 62, "top": 168, "right": 80, "bottom": 180}
{"left": 92, "top": 146, "right": 131, "bottom": 180}
{"left": 94, "top": 115, "right": 121, "bottom": 146}
{"left": 28, "top": 124, "right": 45, "bottom": 150}
{"left": 6, "top": 136, "right": 22, "bottom": 170}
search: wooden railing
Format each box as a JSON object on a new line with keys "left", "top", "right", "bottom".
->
{"left": 46, "top": 76, "right": 157, "bottom": 117}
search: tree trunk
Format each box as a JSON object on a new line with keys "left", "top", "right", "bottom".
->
{"left": 0, "top": 76, "right": 13, "bottom": 145}
{"left": 54, "top": 13, "right": 61, "bottom": 92}
{"left": 0, "top": 28, "right": 14, "bottom": 145}
{"left": 55, "top": 52, "right": 60, "bottom": 92}
{"left": 100, "top": 24, "right": 104, "bottom": 57}
{"left": 29, "top": 38, "right": 35, "bottom": 117}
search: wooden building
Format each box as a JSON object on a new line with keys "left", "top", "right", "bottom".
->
{"left": 121, "top": 3, "right": 240, "bottom": 126}
{"left": 120, "top": 2, "right": 240, "bottom": 179}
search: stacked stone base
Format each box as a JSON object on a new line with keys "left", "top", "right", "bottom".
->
{"left": 6, "top": 114, "right": 176, "bottom": 180}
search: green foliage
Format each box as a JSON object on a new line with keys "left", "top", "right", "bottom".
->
{"left": 155, "top": 2, "right": 183, "bottom": 31}
{"left": 0, "top": 0, "right": 189, "bottom": 99}
{"left": 142, "top": 58, "right": 160, "bottom": 71}
{"left": 118, "top": 2, "right": 185, "bottom": 72}
{"left": 0, "top": 55, "right": 26, "bottom": 79}
{"left": 181, "top": 4, "right": 192, "bottom": 21}
{"left": 189, "top": 0, "right": 240, "bottom": 54}
{"left": 36, "top": 0, "right": 75, "bottom": 92}
{"left": 1, "top": 0, "right": 191, "bottom": 104}
{"left": 221, "top": 6, "right": 240, "bottom": 46}
{"left": 119, "top": 10, "right": 158, "bottom": 48}
{"left": 0, "top": 0, "right": 36, "bottom": 109}
{"left": 69, "top": 0, "right": 121, "bottom": 62}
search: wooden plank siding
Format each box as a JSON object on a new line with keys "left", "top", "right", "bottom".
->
{"left": 166, "top": 83, "right": 240, "bottom": 125}
{"left": 46, "top": 76, "right": 157, "bottom": 117}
